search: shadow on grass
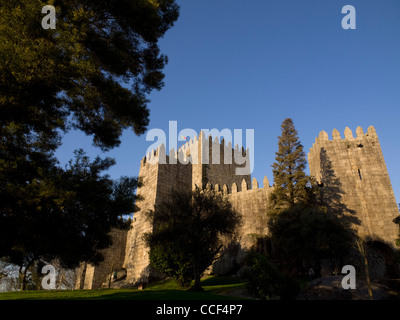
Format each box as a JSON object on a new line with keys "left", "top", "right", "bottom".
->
{"left": 0, "top": 277, "right": 249, "bottom": 300}
{"left": 201, "top": 275, "right": 245, "bottom": 286}
{"left": 93, "top": 289, "right": 239, "bottom": 300}
{"left": 0, "top": 289, "right": 242, "bottom": 301}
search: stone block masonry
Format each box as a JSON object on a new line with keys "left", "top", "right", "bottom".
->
{"left": 75, "top": 228, "right": 127, "bottom": 289}
{"left": 77, "top": 126, "right": 399, "bottom": 289}
{"left": 308, "top": 126, "right": 398, "bottom": 244}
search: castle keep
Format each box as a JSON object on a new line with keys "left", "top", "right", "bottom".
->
{"left": 308, "top": 126, "right": 399, "bottom": 244}
{"left": 75, "top": 126, "right": 399, "bottom": 289}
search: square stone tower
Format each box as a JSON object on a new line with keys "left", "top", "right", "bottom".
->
{"left": 90, "top": 131, "right": 252, "bottom": 287}
{"left": 308, "top": 126, "right": 399, "bottom": 245}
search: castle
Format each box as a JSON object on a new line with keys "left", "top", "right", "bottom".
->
{"left": 75, "top": 125, "right": 399, "bottom": 289}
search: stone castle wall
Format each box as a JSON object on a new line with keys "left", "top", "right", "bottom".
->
{"left": 122, "top": 149, "right": 194, "bottom": 285}
{"left": 75, "top": 228, "right": 127, "bottom": 289}
{"left": 78, "top": 125, "right": 399, "bottom": 289}
{"left": 308, "top": 126, "right": 398, "bottom": 244}
{"left": 119, "top": 132, "right": 253, "bottom": 285}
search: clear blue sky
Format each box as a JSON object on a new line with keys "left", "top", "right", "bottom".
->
{"left": 56, "top": 0, "right": 400, "bottom": 204}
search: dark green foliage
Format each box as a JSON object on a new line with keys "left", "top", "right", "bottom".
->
{"left": 0, "top": 0, "right": 179, "bottom": 150}
{"left": 145, "top": 189, "right": 241, "bottom": 291}
{"left": 0, "top": 150, "right": 141, "bottom": 289}
{"left": 0, "top": 276, "right": 247, "bottom": 300}
{"left": 270, "top": 118, "right": 317, "bottom": 209}
{"left": 242, "top": 253, "right": 300, "bottom": 300}
{"left": 267, "top": 119, "right": 355, "bottom": 279}
{"left": 268, "top": 206, "right": 353, "bottom": 272}
{"left": 0, "top": 0, "right": 178, "bottom": 289}
{"left": 149, "top": 243, "right": 193, "bottom": 287}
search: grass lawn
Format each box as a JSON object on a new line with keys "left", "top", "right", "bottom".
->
{"left": 0, "top": 276, "right": 251, "bottom": 300}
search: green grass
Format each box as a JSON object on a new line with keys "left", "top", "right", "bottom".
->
{"left": 0, "top": 276, "right": 250, "bottom": 300}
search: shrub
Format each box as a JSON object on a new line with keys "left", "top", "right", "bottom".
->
{"left": 242, "top": 253, "right": 300, "bottom": 300}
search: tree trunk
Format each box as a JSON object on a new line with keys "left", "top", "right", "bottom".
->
{"left": 356, "top": 238, "right": 373, "bottom": 300}
{"left": 19, "top": 259, "right": 34, "bottom": 291}
{"left": 58, "top": 272, "right": 63, "bottom": 290}
{"left": 363, "top": 257, "right": 373, "bottom": 300}
{"left": 19, "top": 266, "right": 24, "bottom": 291}
{"left": 108, "top": 263, "right": 114, "bottom": 289}
{"left": 192, "top": 259, "right": 203, "bottom": 291}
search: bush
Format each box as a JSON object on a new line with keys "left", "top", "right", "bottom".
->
{"left": 242, "top": 253, "right": 300, "bottom": 300}
{"left": 268, "top": 205, "right": 353, "bottom": 273}
{"left": 149, "top": 244, "right": 193, "bottom": 288}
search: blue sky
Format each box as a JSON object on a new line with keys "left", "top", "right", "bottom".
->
{"left": 56, "top": 0, "right": 400, "bottom": 203}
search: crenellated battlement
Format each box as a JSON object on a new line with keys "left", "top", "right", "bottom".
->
{"left": 79, "top": 123, "right": 399, "bottom": 290}
{"left": 204, "top": 176, "right": 272, "bottom": 195}
{"left": 313, "top": 125, "right": 378, "bottom": 144}
{"left": 140, "top": 130, "right": 249, "bottom": 168}
{"left": 308, "top": 126, "right": 380, "bottom": 161}
{"left": 308, "top": 124, "right": 399, "bottom": 247}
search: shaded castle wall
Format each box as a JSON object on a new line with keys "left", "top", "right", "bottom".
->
{"left": 308, "top": 126, "right": 399, "bottom": 245}
{"left": 121, "top": 133, "right": 253, "bottom": 285}
{"left": 123, "top": 147, "right": 194, "bottom": 285}
{"left": 121, "top": 153, "right": 160, "bottom": 285}
{"left": 179, "top": 131, "right": 252, "bottom": 190}
{"left": 205, "top": 134, "right": 251, "bottom": 192}
{"left": 210, "top": 177, "right": 273, "bottom": 274}
{"left": 75, "top": 228, "right": 127, "bottom": 289}
{"left": 226, "top": 178, "right": 272, "bottom": 250}
{"left": 79, "top": 125, "right": 399, "bottom": 289}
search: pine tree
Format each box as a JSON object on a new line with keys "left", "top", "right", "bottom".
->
{"left": 268, "top": 119, "right": 353, "bottom": 274}
{"left": 0, "top": 0, "right": 179, "bottom": 150}
{"left": 0, "top": 0, "right": 178, "bottom": 289}
{"left": 270, "top": 118, "right": 315, "bottom": 210}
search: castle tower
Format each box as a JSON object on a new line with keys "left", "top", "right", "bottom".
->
{"left": 308, "top": 126, "right": 399, "bottom": 245}
{"left": 77, "top": 124, "right": 399, "bottom": 290}
{"left": 196, "top": 131, "right": 252, "bottom": 191}
{"left": 121, "top": 134, "right": 251, "bottom": 285}
{"left": 76, "top": 132, "right": 253, "bottom": 288}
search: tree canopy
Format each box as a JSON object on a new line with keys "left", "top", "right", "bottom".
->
{"left": 0, "top": 150, "right": 141, "bottom": 289}
{"left": 267, "top": 205, "right": 353, "bottom": 273}
{"left": 270, "top": 118, "right": 316, "bottom": 210}
{"left": 145, "top": 188, "right": 241, "bottom": 291}
{"left": 0, "top": 0, "right": 179, "bottom": 149}
{"left": 0, "top": 0, "right": 178, "bottom": 289}
{"left": 267, "top": 118, "right": 353, "bottom": 275}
